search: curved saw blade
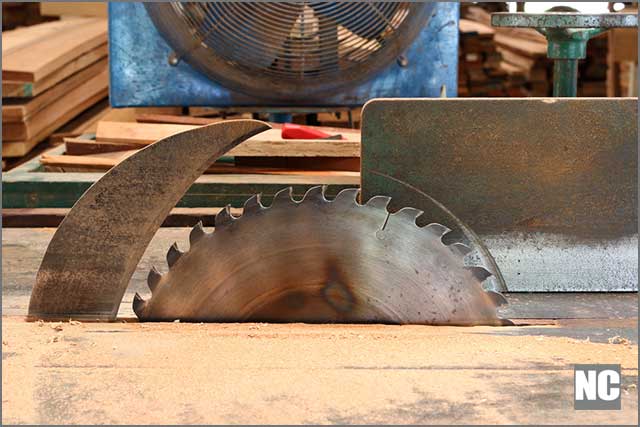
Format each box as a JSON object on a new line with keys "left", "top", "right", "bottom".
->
{"left": 134, "top": 186, "right": 511, "bottom": 326}
{"left": 29, "top": 120, "right": 270, "bottom": 320}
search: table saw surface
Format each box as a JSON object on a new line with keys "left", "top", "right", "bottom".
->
{"left": 2, "top": 228, "right": 638, "bottom": 425}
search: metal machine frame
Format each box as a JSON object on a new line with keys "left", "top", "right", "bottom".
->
{"left": 108, "top": 2, "right": 460, "bottom": 107}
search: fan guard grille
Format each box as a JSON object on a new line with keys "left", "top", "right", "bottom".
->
{"left": 145, "top": 2, "right": 433, "bottom": 101}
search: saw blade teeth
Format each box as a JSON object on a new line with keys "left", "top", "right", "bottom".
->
{"left": 166, "top": 242, "right": 183, "bottom": 268}
{"left": 466, "top": 266, "right": 492, "bottom": 282}
{"left": 271, "top": 187, "right": 295, "bottom": 206}
{"left": 391, "top": 207, "right": 424, "bottom": 224}
{"left": 242, "top": 194, "right": 264, "bottom": 215}
{"left": 189, "top": 221, "right": 206, "bottom": 247}
{"left": 132, "top": 293, "right": 146, "bottom": 317}
{"left": 302, "top": 185, "right": 328, "bottom": 203}
{"left": 485, "top": 290, "right": 508, "bottom": 306}
{"left": 449, "top": 242, "right": 472, "bottom": 258}
{"left": 424, "top": 223, "right": 451, "bottom": 238}
{"left": 364, "top": 195, "right": 391, "bottom": 210}
{"left": 215, "top": 205, "right": 236, "bottom": 228}
{"left": 136, "top": 185, "right": 512, "bottom": 326}
{"left": 147, "top": 266, "right": 162, "bottom": 292}
{"left": 332, "top": 188, "right": 360, "bottom": 206}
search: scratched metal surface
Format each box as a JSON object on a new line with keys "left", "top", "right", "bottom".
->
{"left": 108, "top": 2, "right": 459, "bottom": 107}
{"left": 361, "top": 98, "right": 638, "bottom": 291}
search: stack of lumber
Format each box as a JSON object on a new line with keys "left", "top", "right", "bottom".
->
{"left": 2, "top": 17, "right": 108, "bottom": 159}
{"left": 460, "top": 5, "right": 615, "bottom": 98}
{"left": 494, "top": 31, "right": 550, "bottom": 96}
{"left": 458, "top": 19, "right": 528, "bottom": 97}
{"left": 461, "top": 6, "right": 551, "bottom": 97}
{"left": 41, "top": 114, "right": 361, "bottom": 176}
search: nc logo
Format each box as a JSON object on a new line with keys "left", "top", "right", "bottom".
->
{"left": 574, "top": 364, "right": 621, "bottom": 410}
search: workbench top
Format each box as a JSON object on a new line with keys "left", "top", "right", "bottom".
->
{"left": 2, "top": 228, "right": 638, "bottom": 424}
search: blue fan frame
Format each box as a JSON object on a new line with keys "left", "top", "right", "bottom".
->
{"left": 108, "top": 2, "right": 459, "bottom": 108}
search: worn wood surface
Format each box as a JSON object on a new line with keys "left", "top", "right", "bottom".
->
{"left": 63, "top": 136, "right": 144, "bottom": 155}
{"left": 2, "top": 316, "right": 637, "bottom": 425}
{"left": 2, "top": 17, "right": 107, "bottom": 82}
{"left": 1, "top": 227, "right": 638, "bottom": 425}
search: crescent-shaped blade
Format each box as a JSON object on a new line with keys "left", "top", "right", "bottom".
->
{"left": 135, "top": 187, "right": 512, "bottom": 326}
{"left": 28, "top": 120, "right": 271, "bottom": 320}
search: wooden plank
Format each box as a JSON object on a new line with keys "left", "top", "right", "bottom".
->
{"left": 49, "top": 99, "right": 111, "bottom": 142}
{"left": 499, "top": 61, "right": 526, "bottom": 77}
{"left": 2, "top": 17, "right": 107, "bottom": 82}
{"left": 494, "top": 33, "right": 547, "bottom": 58}
{"left": 2, "top": 136, "right": 49, "bottom": 159}
{"left": 3, "top": 68, "right": 108, "bottom": 142}
{"left": 137, "top": 114, "right": 224, "bottom": 126}
{"left": 2, "top": 58, "right": 107, "bottom": 123}
{"left": 459, "top": 19, "right": 495, "bottom": 37}
{"left": 41, "top": 151, "right": 135, "bottom": 171}
{"left": 2, "top": 89, "right": 108, "bottom": 158}
{"left": 2, "top": 18, "right": 81, "bottom": 54}
{"left": 40, "top": 2, "right": 108, "bottom": 18}
{"left": 2, "top": 43, "right": 108, "bottom": 97}
{"left": 41, "top": 151, "right": 360, "bottom": 176}
{"left": 236, "top": 156, "right": 359, "bottom": 172}
{"left": 64, "top": 137, "right": 142, "bottom": 155}
{"left": 497, "top": 47, "right": 537, "bottom": 71}
{"left": 609, "top": 28, "right": 638, "bottom": 63}
{"left": 96, "top": 121, "right": 361, "bottom": 157}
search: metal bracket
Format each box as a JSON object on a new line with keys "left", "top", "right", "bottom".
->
{"left": 492, "top": 10, "right": 637, "bottom": 96}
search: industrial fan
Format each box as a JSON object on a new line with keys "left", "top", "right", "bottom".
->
{"left": 109, "top": 2, "right": 459, "bottom": 107}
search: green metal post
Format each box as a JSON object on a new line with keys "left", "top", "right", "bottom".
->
{"left": 553, "top": 59, "right": 578, "bottom": 97}
{"left": 491, "top": 10, "right": 637, "bottom": 97}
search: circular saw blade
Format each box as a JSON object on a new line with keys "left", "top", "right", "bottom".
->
{"left": 134, "top": 187, "right": 511, "bottom": 326}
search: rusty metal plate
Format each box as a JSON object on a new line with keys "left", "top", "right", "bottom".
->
{"left": 29, "top": 120, "right": 270, "bottom": 320}
{"left": 361, "top": 98, "right": 638, "bottom": 291}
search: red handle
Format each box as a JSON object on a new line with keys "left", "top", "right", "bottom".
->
{"left": 281, "top": 123, "right": 343, "bottom": 140}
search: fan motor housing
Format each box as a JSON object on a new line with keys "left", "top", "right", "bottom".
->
{"left": 109, "top": 2, "right": 459, "bottom": 107}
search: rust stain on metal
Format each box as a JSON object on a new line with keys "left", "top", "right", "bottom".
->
{"left": 29, "top": 120, "right": 271, "bottom": 321}
{"left": 133, "top": 187, "right": 510, "bottom": 326}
